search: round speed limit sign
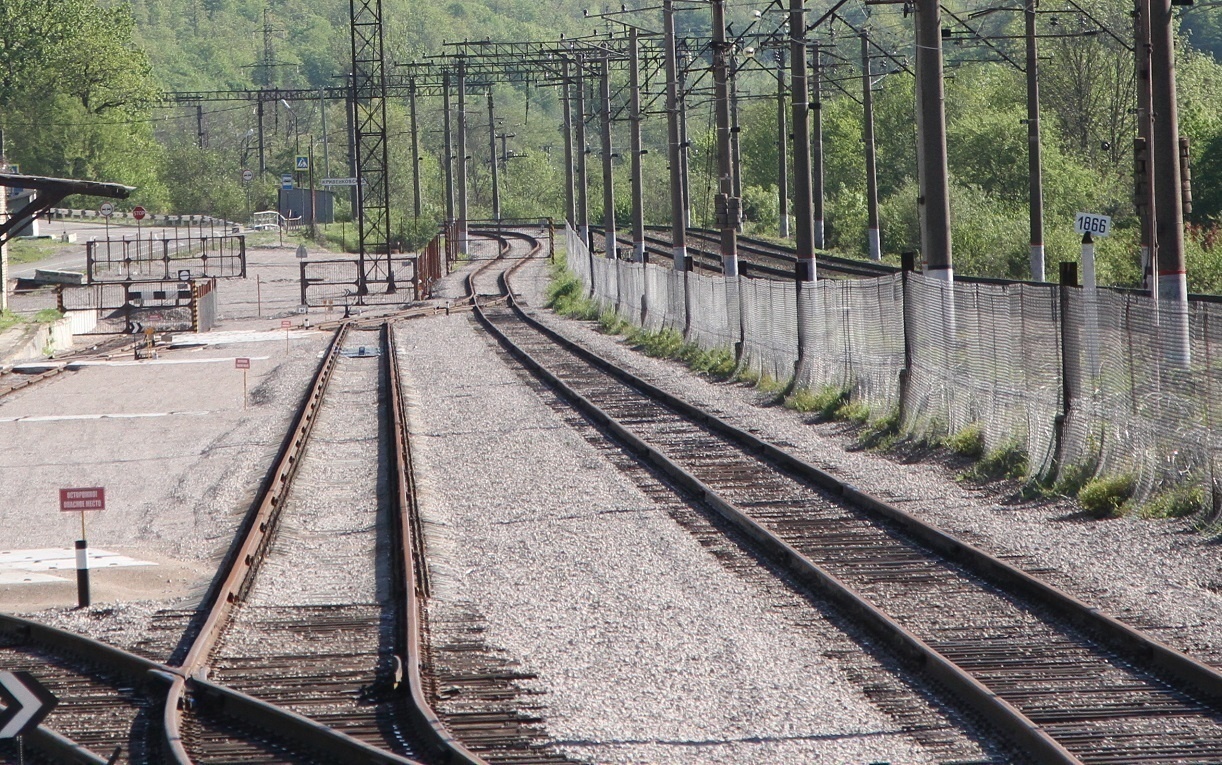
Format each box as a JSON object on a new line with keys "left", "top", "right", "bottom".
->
{"left": 242, "top": 169, "right": 254, "bottom": 183}
{"left": 99, "top": 202, "right": 114, "bottom": 218}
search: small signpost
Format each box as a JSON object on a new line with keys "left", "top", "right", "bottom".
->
{"left": 0, "top": 671, "right": 58, "bottom": 749}
{"left": 99, "top": 202, "right": 113, "bottom": 241}
{"left": 295, "top": 155, "right": 310, "bottom": 171}
{"left": 295, "top": 244, "right": 308, "bottom": 260}
{"left": 132, "top": 206, "right": 146, "bottom": 221}
{"left": 178, "top": 269, "right": 191, "bottom": 282}
{"left": 241, "top": 168, "right": 254, "bottom": 184}
{"left": 1074, "top": 212, "right": 1111, "bottom": 238}
{"left": 59, "top": 487, "right": 105, "bottom": 608}
{"left": 281, "top": 173, "right": 294, "bottom": 190}
{"left": 282, "top": 319, "right": 292, "bottom": 353}
{"left": 235, "top": 357, "right": 251, "bottom": 409}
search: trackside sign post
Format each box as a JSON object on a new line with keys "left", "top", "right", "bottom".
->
{"left": 59, "top": 487, "right": 104, "bottom": 608}
{"left": 0, "top": 671, "right": 58, "bottom": 750}
{"left": 236, "top": 357, "right": 251, "bottom": 409}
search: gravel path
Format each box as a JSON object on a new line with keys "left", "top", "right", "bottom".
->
{"left": 399, "top": 254, "right": 993, "bottom": 763}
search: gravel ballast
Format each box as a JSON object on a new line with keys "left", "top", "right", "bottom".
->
{"left": 399, "top": 255, "right": 992, "bottom": 763}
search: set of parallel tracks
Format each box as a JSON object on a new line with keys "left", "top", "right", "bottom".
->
{"left": 6, "top": 227, "right": 1221, "bottom": 763}
{"left": 0, "top": 233, "right": 576, "bottom": 765}
{"left": 472, "top": 231, "right": 1222, "bottom": 764}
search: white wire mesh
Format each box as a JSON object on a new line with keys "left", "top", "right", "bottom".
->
{"left": 616, "top": 261, "right": 646, "bottom": 324}
{"left": 740, "top": 276, "right": 798, "bottom": 383}
{"left": 556, "top": 235, "right": 1222, "bottom": 498}
{"left": 566, "top": 224, "right": 591, "bottom": 285}
{"left": 687, "top": 272, "right": 737, "bottom": 350}
{"left": 799, "top": 275, "right": 906, "bottom": 418}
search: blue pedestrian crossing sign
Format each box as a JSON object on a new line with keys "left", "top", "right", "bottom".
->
{"left": 281, "top": 173, "right": 294, "bottom": 190}
{"left": 295, "top": 155, "right": 309, "bottom": 171}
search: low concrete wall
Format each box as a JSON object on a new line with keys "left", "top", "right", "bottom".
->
{"left": 0, "top": 315, "right": 87, "bottom": 364}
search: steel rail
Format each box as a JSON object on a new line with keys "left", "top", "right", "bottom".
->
{"left": 160, "top": 323, "right": 428, "bottom": 764}
{"left": 0, "top": 614, "right": 182, "bottom": 764}
{"left": 466, "top": 249, "right": 1222, "bottom": 762}
{"left": 468, "top": 281, "right": 1074, "bottom": 763}
{"left": 386, "top": 324, "right": 487, "bottom": 765}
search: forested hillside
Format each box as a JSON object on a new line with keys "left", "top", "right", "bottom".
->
{"left": 9, "top": 0, "right": 1222, "bottom": 290}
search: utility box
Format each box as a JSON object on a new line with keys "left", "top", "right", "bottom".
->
{"left": 278, "top": 188, "right": 335, "bottom": 225}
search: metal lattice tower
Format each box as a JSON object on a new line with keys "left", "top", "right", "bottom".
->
{"left": 349, "top": 0, "right": 392, "bottom": 295}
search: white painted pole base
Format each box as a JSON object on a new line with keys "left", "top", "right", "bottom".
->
{"left": 1029, "top": 243, "right": 1045, "bottom": 282}
{"left": 867, "top": 228, "right": 882, "bottom": 262}
{"left": 1159, "top": 271, "right": 1191, "bottom": 368}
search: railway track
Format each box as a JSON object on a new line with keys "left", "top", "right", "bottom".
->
{"left": 0, "top": 335, "right": 141, "bottom": 400}
{"left": 475, "top": 232, "right": 1222, "bottom": 764}
{"left": 0, "top": 615, "right": 177, "bottom": 764}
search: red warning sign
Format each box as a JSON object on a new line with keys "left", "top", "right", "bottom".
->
{"left": 59, "top": 487, "right": 105, "bottom": 512}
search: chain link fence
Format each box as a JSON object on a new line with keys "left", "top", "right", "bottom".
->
{"left": 564, "top": 225, "right": 1222, "bottom": 505}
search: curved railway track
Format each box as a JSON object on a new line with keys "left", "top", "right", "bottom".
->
{"left": 473, "top": 231, "right": 1222, "bottom": 764}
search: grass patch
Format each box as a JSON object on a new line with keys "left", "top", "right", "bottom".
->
{"left": 945, "top": 423, "right": 985, "bottom": 459}
{"left": 1054, "top": 462, "right": 1096, "bottom": 499}
{"left": 33, "top": 309, "right": 63, "bottom": 323}
{"left": 1077, "top": 474, "right": 1136, "bottom": 517}
{"left": 965, "top": 442, "right": 1029, "bottom": 482}
{"left": 598, "top": 310, "right": 632, "bottom": 335}
{"left": 0, "top": 311, "right": 23, "bottom": 332}
{"left": 679, "top": 344, "right": 736, "bottom": 379}
{"left": 545, "top": 271, "right": 600, "bottom": 320}
{"left": 1139, "top": 485, "right": 1207, "bottom": 519}
{"left": 786, "top": 385, "right": 847, "bottom": 417}
{"left": 8, "top": 238, "right": 59, "bottom": 265}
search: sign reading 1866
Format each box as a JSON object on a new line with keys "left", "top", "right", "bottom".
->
{"left": 1074, "top": 212, "right": 1112, "bottom": 237}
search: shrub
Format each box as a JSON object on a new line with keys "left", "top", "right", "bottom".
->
{"left": 946, "top": 423, "right": 985, "bottom": 459}
{"left": 1078, "top": 474, "right": 1136, "bottom": 517}
{"left": 786, "top": 386, "right": 847, "bottom": 417}
{"left": 967, "top": 442, "right": 1029, "bottom": 482}
{"left": 1140, "top": 485, "right": 1208, "bottom": 519}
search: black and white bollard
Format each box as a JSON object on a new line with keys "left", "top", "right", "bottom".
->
{"left": 75, "top": 539, "right": 90, "bottom": 608}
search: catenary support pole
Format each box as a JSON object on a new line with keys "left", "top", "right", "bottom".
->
{"left": 1150, "top": 0, "right": 1189, "bottom": 367}
{"left": 915, "top": 0, "right": 953, "bottom": 282}
{"left": 664, "top": 0, "right": 689, "bottom": 271}
{"left": 811, "top": 41, "right": 826, "bottom": 250}
{"left": 629, "top": 28, "right": 646, "bottom": 263}
{"left": 575, "top": 61, "right": 591, "bottom": 247}
{"left": 777, "top": 49, "right": 790, "bottom": 239}
{"left": 861, "top": 31, "right": 882, "bottom": 261}
{"left": 562, "top": 57, "right": 576, "bottom": 228}
{"left": 1134, "top": 0, "right": 1156, "bottom": 294}
{"left": 600, "top": 55, "right": 617, "bottom": 257}
{"left": 457, "top": 60, "right": 469, "bottom": 256}
{"left": 487, "top": 88, "right": 501, "bottom": 221}
{"left": 442, "top": 70, "right": 455, "bottom": 224}
{"left": 712, "top": 0, "right": 743, "bottom": 356}
{"left": 792, "top": 0, "right": 817, "bottom": 371}
{"left": 730, "top": 52, "right": 743, "bottom": 234}
{"left": 1025, "top": 0, "right": 1045, "bottom": 281}
{"left": 410, "top": 77, "right": 422, "bottom": 221}
{"left": 257, "top": 98, "right": 267, "bottom": 175}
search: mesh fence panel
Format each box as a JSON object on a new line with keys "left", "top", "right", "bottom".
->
{"left": 740, "top": 276, "right": 798, "bottom": 383}
{"left": 643, "top": 264, "right": 673, "bottom": 332}
{"left": 556, "top": 235, "right": 1222, "bottom": 500}
{"left": 800, "top": 275, "right": 906, "bottom": 418}
{"left": 1058, "top": 289, "right": 1221, "bottom": 499}
{"left": 687, "top": 272, "right": 736, "bottom": 350}
{"left": 617, "top": 262, "right": 646, "bottom": 324}
{"left": 567, "top": 225, "right": 591, "bottom": 284}
{"left": 590, "top": 256, "right": 617, "bottom": 310}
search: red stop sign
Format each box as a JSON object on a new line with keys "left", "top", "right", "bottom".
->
{"left": 132, "top": 206, "right": 147, "bottom": 221}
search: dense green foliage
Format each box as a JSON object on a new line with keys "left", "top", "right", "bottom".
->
{"left": 9, "top": 0, "right": 1222, "bottom": 289}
